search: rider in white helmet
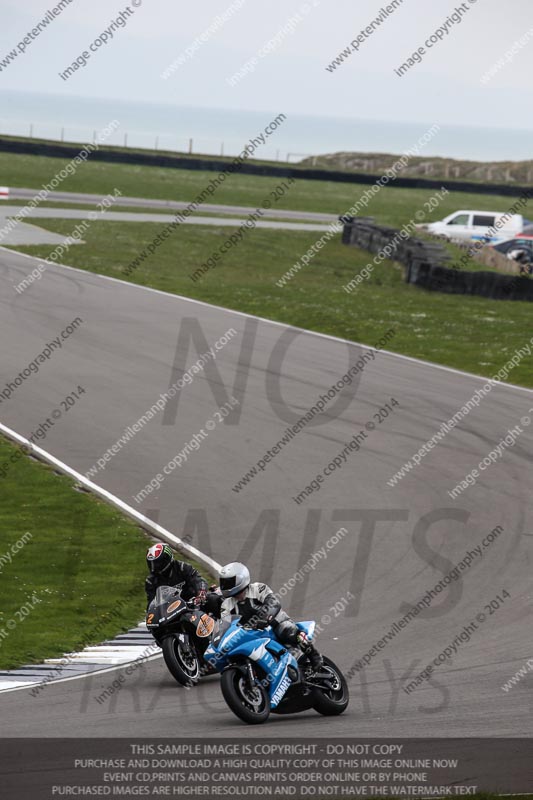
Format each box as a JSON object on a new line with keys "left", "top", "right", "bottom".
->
{"left": 218, "top": 562, "right": 323, "bottom": 671}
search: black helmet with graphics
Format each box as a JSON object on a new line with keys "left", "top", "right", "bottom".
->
{"left": 146, "top": 542, "right": 174, "bottom": 575}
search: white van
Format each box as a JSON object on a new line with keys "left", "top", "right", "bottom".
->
{"left": 421, "top": 210, "right": 524, "bottom": 244}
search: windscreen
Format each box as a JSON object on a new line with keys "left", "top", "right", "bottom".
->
{"left": 155, "top": 585, "right": 181, "bottom": 606}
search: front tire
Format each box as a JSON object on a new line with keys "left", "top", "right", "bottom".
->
{"left": 312, "top": 656, "right": 349, "bottom": 716}
{"left": 162, "top": 635, "right": 200, "bottom": 687}
{"left": 221, "top": 665, "right": 270, "bottom": 724}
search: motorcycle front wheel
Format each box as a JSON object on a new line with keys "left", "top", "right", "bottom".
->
{"left": 162, "top": 635, "right": 200, "bottom": 687}
{"left": 221, "top": 665, "right": 270, "bottom": 724}
{"left": 312, "top": 656, "right": 349, "bottom": 716}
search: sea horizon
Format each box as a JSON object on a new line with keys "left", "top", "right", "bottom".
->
{"left": 1, "top": 89, "right": 532, "bottom": 164}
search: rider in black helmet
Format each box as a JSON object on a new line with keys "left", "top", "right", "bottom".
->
{"left": 145, "top": 543, "right": 207, "bottom": 609}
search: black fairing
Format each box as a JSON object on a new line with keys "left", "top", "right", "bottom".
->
{"left": 271, "top": 684, "right": 315, "bottom": 714}
{"left": 146, "top": 586, "right": 217, "bottom": 667}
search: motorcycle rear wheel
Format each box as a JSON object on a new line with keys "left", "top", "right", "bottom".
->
{"left": 312, "top": 656, "right": 349, "bottom": 715}
{"left": 162, "top": 635, "right": 200, "bottom": 687}
{"left": 221, "top": 666, "right": 270, "bottom": 724}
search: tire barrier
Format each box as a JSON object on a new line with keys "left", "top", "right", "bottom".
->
{"left": 341, "top": 216, "right": 533, "bottom": 302}
{"left": 341, "top": 214, "right": 450, "bottom": 267}
{"left": 408, "top": 260, "right": 533, "bottom": 301}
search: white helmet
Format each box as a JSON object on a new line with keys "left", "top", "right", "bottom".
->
{"left": 219, "top": 562, "right": 250, "bottom": 598}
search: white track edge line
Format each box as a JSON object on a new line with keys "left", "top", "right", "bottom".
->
{"left": 0, "top": 419, "right": 222, "bottom": 695}
{"left": 0, "top": 654, "right": 162, "bottom": 696}
{"left": 4, "top": 246, "right": 533, "bottom": 397}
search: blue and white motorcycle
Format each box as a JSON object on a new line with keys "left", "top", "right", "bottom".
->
{"left": 204, "top": 616, "right": 349, "bottom": 724}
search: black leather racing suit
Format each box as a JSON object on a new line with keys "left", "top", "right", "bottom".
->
{"left": 145, "top": 561, "right": 207, "bottom": 610}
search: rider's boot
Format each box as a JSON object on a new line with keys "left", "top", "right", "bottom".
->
{"left": 297, "top": 631, "right": 323, "bottom": 671}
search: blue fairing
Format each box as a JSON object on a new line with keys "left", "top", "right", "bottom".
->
{"left": 297, "top": 621, "right": 315, "bottom": 639}
{"left": 205, "top": 617, "right": 314, "bottom": 709}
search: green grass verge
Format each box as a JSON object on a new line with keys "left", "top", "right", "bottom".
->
{"left": 0, "top": 151, "right": 531, "bottom": 224}
{"left": 0, "top": 434, "right": 147, "bottom": 669}
{"left": 5, "top": 197, "right": 502, "bottom": 273}
{"left": 0, "top": 434, "right": 209, "bottom": 670}
{"left": 10, "top": 218, "right": 533, "bottom": 388}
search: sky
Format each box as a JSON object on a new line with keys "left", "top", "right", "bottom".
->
{"left": 1, "top": 0, "right": 533, "bottom": 133}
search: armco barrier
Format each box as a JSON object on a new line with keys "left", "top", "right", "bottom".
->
{"left": 0, "top": 420, "right": 221, "bottom": 578}
{"left": 342, "top": 216, "right": 533, "bottom": 302}
{"left": 1, "top": 135, "right": 532, "bottom": 197}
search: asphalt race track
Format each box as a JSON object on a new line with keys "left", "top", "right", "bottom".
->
{"left": 8, "top": 187, "right": 339, "bottom": 223}
{"left": 0, "top": 247, "right": 532, "bottom": 737}
{"left": 0, "top": 204, "right": 334, "bottom": 233}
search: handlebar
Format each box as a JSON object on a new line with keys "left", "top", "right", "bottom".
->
{"left": 239, "top": 618, "right": 270, "bottom": 630}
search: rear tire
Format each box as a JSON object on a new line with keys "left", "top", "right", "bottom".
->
{"left": 162, "top": 635, "right": 200, "bottom": 687}
{"left": 221, "top": 665, "right": 270, "bottom": 724}
{"left": 312, "top": 656, "right": 349, "bottom": 716}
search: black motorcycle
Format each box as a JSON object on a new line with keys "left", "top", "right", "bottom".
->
{"left": 146, "top": 585, "right": 217, "bottom": 686}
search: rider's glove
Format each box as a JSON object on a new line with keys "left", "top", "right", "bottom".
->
{"left": 194, "top": 589, "right": 207, "bottom": 606}
{"left": 297, "top": 631, "right": 310, "bottom": 647}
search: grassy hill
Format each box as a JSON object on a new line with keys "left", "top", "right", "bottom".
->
{"left": 300, "top": 152, "right": 533, "bottom": 185}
